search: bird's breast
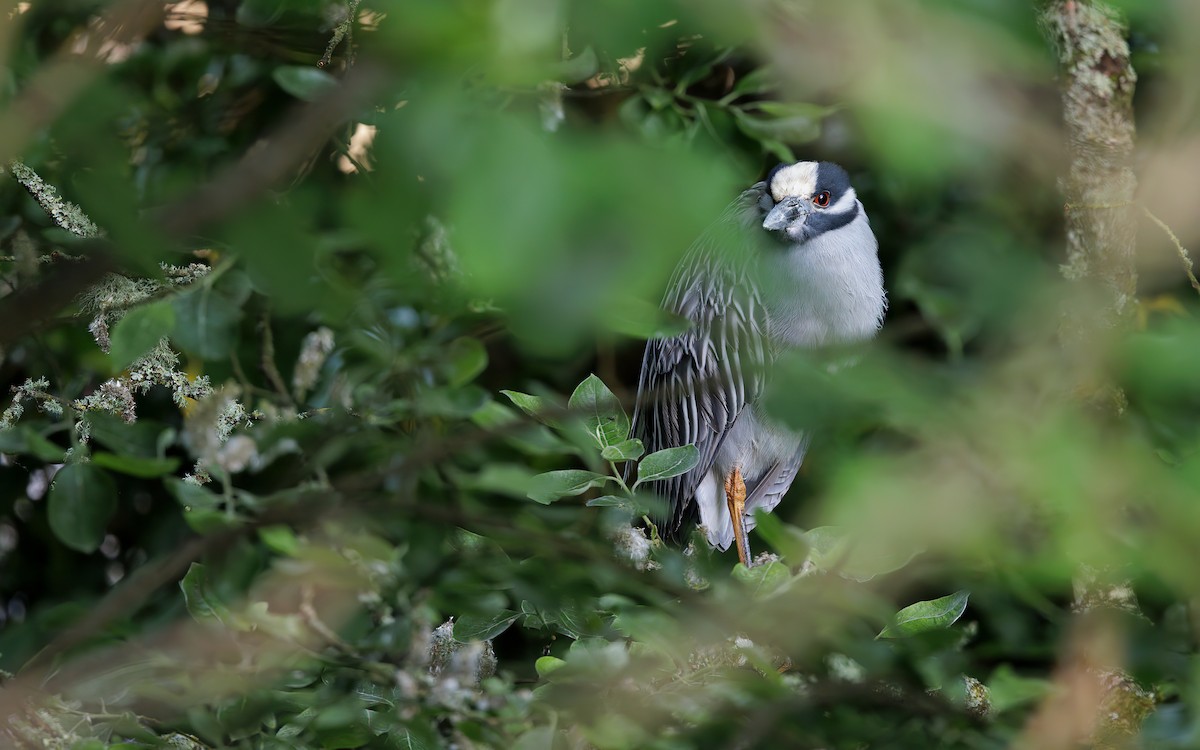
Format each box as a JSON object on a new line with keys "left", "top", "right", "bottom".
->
{"left": 762, "top": 215, "right": 886, "bottom": 348}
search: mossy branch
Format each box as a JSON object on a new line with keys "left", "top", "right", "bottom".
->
{"left": 6, "top": 161, "right": 102, "bottom": 239}
{"left": 1041, "top": 0, "right": 1138, "bottom": 324}
{"left": 1040, "top": 5, "right": 1154, "bottom": 744}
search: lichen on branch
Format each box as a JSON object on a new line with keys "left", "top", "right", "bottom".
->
{"left": 6, "top": 161, "right": 102, "bottom": 239}
{"left": 1041, "top": 1, "right": 1138, "bottom": 324}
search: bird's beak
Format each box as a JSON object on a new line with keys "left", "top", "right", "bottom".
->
{"left": 763, "top": 201, "right": 804, "bottom": 232}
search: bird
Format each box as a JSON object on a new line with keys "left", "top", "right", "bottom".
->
{"left": 628, "top": 160, "right": 886, "bottom": 566}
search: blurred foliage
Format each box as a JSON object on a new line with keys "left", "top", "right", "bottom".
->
{"left": 1, "top": 0, "right": 1200, "bottom": 748}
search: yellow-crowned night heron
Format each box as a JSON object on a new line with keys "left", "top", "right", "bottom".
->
{"left": 629, "top": 161, "right": 886, "bottom": 565}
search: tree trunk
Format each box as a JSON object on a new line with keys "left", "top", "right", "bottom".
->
{"left": 1042, "top": 0, "right": 1138, "bottom": 323}
{"left": 1029, "top": 4, "right": 1152, "bottom": 748}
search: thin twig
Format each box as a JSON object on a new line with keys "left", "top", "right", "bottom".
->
{"left": 299, "top": 584, "right": 360, "bottom": 657}
{"left": 1067, "top": 203, "right": 1200, "bottom": 297}
{"left": 1142, "top": 207, "right": 1200, "bottom": 297}
{"left": 318, "top": 0, "right": 361, "bottom": 69}
{"left": 259, "top": 310, "right": 297, "bottom": 410}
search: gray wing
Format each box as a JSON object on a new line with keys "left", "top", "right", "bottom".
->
{"left": 628, "top": 183, "right": 772, "bottom": 541}
{"left": 743, "top": 440, "right": 810, "bottom": 532}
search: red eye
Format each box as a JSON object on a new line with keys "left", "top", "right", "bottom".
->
{"left": 813, "top": 191, "right": 831, "bottom": 208}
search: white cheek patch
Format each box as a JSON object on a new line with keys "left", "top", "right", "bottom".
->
{"left": 830, "top": 187, "right": 858, "bottom": 213}
{"left": 770, "top": 162, "right": 818, "bottom": 202}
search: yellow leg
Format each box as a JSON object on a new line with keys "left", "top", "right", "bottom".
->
{"left": 725, "top": 467, "right": 752, "bottom": 567}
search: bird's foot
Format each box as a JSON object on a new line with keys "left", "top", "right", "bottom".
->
{"left": 724, "top": 467, "right": 752, "bottom": 567}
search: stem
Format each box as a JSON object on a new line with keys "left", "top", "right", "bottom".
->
{"left": 260, "top": 310, "right": 297, "bottom": 411}
{"left": 608, "top": 462, "right": 632, "bottom": 496}
{"left": 1142, "top": 206, "right": 1200, "bottom": 296}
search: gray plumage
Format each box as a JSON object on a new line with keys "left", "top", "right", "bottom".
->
{"left": 629, "top": 161, "right": 886, "bottom": 553}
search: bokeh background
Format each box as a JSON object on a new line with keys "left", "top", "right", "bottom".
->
{"left": 2, "top": 0, "right": 1200, "bottom": 747}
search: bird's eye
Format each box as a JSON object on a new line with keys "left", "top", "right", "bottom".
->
{"left": 813, "top": 191, "right": 831, "bottom": 208}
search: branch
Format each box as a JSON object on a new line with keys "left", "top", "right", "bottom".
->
{"left": 6, "top": 161, "right": 102, "bottom": 238}
{"left": 1042, "top": 0, "right": 1139, "bottom": 326}
{"left": 0, "top": 244, "right": 116, "bottom": 346}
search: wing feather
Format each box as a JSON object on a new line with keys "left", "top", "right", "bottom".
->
{"left": 628, "top": 183, "right": 772, "bottom": 541}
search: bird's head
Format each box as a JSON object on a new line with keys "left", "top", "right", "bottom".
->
{"left": 760, "top": 160, "right": 860, "bottom": 245}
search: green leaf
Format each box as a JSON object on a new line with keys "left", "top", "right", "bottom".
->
{"left": 801, "top": 526, "right": 852, "bottom": 568}
{"left": 171, "top": 278, "right": 246, "bottom": 359}
{"left": 0, "top": 428, "right": 26, "bottom": 453}
{"left": 99, "top": 713, "right": 162, "bottom": 743}
{"left": 88, "top": 413, "right": 167, "bottom": 457}
{"left": 499, "top": 389, "right": 564, "bottom": 430}
{"left": 91, "top": 451, "right": 179, "bottom": 478}
{"left": 751, "top": 100, "right": 834, "bottom": 121}
{"left": 553, "top": 604, "right": 601, "bottom": 639}
{"left": 314, "top": 706, "right": 372, "bottom": 750}
{"left": 25, "top": 429, "right": 66, "bottom": 462}
{"left": 272, "top": 65, "right": 338, "bottom": 101}
{"left": 514, "top": 727, "right": 555, "bottom": 750}
{"left": 235, "top": 0, "right": 285, "bottom": 26}
{"left": 389, "top": 725, "right": 440, "bottom": 750}
{"left": 473, "top": 401, "right": 576, "bottom": 456}
{"left": 585, "top": 494, "right": 631, "bottom": 509}
{"left": 759, "top": 138, "right": 796, "bottom": 164}
{"left": 802, "top": 526, "right": 923, "bottom": 582}
{"left": 643, "top": 87, "right": 675, "bottom": 111}
{"left": 180, "top": 562, "right": 226, "bottom": 621}
{"left": 501, "top": 389, "right": 550, "bottom": 418}
{"left": 455, "top": 463, "right": 538, "bottom": 499}
{"left": 986, "top": 665, "right": 1053, "bottom": 714}
{"left": 568, "top": 374, "right": 629, "bottom": 448}
{"left": 674, "top": 64, "right": 713, "bottom": 94}
{"left": 258, "top": 525, "right": 300, "bottom": 556}
{"left": 553, "top": 45, "right": 598, "bottom": 84}
{"left": 634, "top": 445, "right": 699, "bottom": 486}
{"left": 47, "top": 463, "right": 117, "bottom": 553}
{"left": 601, "top": 438, "right": 644, "bottom": 462}
{"left": 167, "top": 478, "right": 244, "bottom": 534}
{"left": 602, "top": 296, "right": 692, "bottom": 340}
{"left": 733, "top": 102, "right": 831, "bottom": 145}
{"left": 412, "top": 385, "right": 489, "bottom": 418}
{"left": 527, "top": 469, "right": 612, "bottom": 504}
{"left": 750, "top": 511, "right": 809, "bottom": 562}
{"left": 535, "top": 656, "right": 566, "bottom": 678}
{"left": 878, "top": 590, "right": 970, "bottom": 639}
{"left": 725, "top": 66, "right": 776, "bottom": 100}
{"left": 453, "top": 611, "right": 519, "bottom": 642}
{"left": 731, "top": 561, "right": 790, "bottom": 598}
{"left": 182, "top": 507, "right": 243, "bottom": 534}
{"left": 166, "top": 476, "right": 221, "bottom": 511}
{"left": 109, "top": 301, "right": 175, "bottom": 369}
{"left": 442, "top": 337, "right": 488, "bottom": 387}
